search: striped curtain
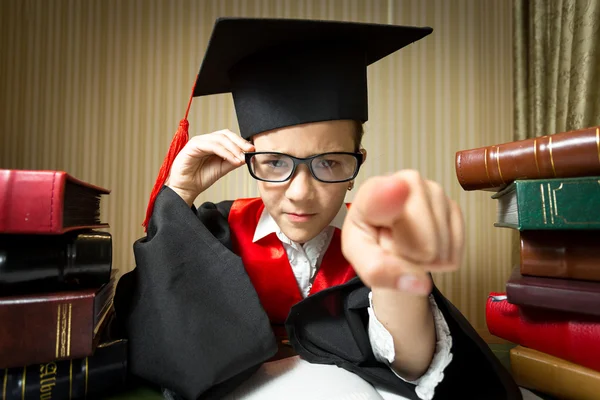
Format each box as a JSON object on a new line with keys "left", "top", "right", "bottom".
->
{"left": 0, "top": 0, "right": 513, "bottom": 331}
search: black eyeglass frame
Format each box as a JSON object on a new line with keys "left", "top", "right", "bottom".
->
{"left": 244, "top": 151, "right": 364, "bottom": 183}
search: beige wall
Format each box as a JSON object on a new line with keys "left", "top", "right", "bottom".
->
{"left": 0, "top": 0, "right": 513, "bottom": 330}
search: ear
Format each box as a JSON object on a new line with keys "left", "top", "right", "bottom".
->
{"left": 360, "top": 148, "right": 367, "bottom": 164}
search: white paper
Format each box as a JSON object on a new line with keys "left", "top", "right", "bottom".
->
{"left": 223, "top": 356, "right": 409, "bottom": 400}
{"left": 222, "top": 355, "right": 544, "bottom": 400}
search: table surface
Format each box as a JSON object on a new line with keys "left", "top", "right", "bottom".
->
{"left": 104, "top": 343, "right": 554, "bottom": 400}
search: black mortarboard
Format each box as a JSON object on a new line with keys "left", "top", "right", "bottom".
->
{"left": 195, "top": 17, "right": 433, "bottom": 138}
{"left": 143, "top": 17, "right": 432, "bottom": 228}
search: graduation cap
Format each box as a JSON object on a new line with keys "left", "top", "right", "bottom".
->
{"left": 143, "top": 17, "right": 432, "bottom": 229}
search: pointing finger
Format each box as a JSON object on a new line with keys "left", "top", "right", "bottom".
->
{"left": 350, "top": 174, "right": 410, "bottom": 228}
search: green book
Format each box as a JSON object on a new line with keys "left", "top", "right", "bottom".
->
{"left": 491, "top": 176, "right": 600, "bottom": 230}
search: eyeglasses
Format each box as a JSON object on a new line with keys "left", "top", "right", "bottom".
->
{"left": 245, "top": 152, "right": 363, "bottom": 183}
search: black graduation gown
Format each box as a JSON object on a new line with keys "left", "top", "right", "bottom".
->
{"left": 113, "top": 186, "right": 523, "bottom": 400}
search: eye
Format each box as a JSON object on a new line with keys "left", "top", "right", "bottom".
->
{"left": 261, "top": 158, "right": 289, "bottom": 168}
{"left": 315, "top": 159, "right": 338, "bottom": 168}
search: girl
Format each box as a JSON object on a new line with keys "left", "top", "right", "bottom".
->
{"left": 114, "top": 17, "right": 522, "bottom": 400}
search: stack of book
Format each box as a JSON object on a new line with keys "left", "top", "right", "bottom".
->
{"left": 455, "top": 126, "right": 600, "bottom": 400}
{"left": 0, "top": 169, "right": 128, "bottom": 399}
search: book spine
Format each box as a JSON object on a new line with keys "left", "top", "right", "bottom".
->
{"left": 0, "top": 170, "right": 66, "bottom": 234}
{"left": 0, "top": 170, "right": 11, "bottom": 232}
{"left": 455, "top": 126, "right": 600, "bottom": 191}
{"left": 0, "top": 296, "right": 94, "bottom": 369}
{"left": 510, "top": 346, "right": 600, "bottom": 400}
{"left": 506, "top": 268, "right": 600, "bottom": 317}
{"left": 485, "top": 294, "right": 600, "bottom": 372}
{"left": 515, "top": 176, "right": 600, "bottom": 230}
{"left": 0, "top": 231, "right": 112, "bottom": 294}
{"left": 2, "top": 340, "right": 128, "bottom": 400}
{"left": 520, "top": 231, "right": 600, "bottom": 281}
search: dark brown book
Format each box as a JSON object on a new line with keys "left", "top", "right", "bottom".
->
{"left": 0, "top": 273, "right": 116, "bottom": 369}
{"left": 520, "top": 230, "right": 600, "bottom": 281}
{"left": 506, "top": 266, "right": 600, "bottom": 317}
{"left": 455, "top": 126, "right": 600, "bottom": 191}
{"left": 2, "top": 339, "right": 128, "bottom": 400}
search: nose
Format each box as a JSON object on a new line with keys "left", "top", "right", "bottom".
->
{"left": 285, "top": 165, "right": 315, "bottom": 202}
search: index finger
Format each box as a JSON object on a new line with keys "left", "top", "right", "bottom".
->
{"left": 350, "top": 173, "right": 411, "bottom": 228}
{"left": 216, "top": 129, "right": 255, "bottom": 152}
{"left": 350, "top": 170, "right": 440, "bottom": 264}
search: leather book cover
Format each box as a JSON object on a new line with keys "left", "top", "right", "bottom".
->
{"left": 491, "top": 176, "right": 600, "bottom": 230}
{"left": 455, "top": 125, "right": 600, "bottom": 191}
{"left": 0, "top": 274, "right": 116, "bottom": 369}
{"left": 506, "top": 266, "right": 600, "bottom": 316}
{"left": 510, "top": 345, "right": 600, "bottom": 400}
{"left": 520, "top": 230, "right": 600, "bottom": 281}
{"left": 510, "top": 346, "right": 600, "bottom": 400}
{"left": 0, "top": 169, "right": 110, "bottom": 234}
{"left": 2, "top": 339, "right": 128, "bottom": 400}
{"left": 0, "top": 230, "right": 113, "bottom": 294}
{"left": 486, "top": 293, "right": 600, "bottom": 372}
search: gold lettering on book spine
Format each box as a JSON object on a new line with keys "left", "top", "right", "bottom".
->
{"left": 3, "top": 369, "right": 7, "bottom": 400}
{"left": 39, "top": 362, "right": 57, "bottom": 400}
{"left": 69, "top": 359, "right": 73, "bottom": 400}
{"left": 484, "top": 148, "right": 492, "bottom": 185}
{"left": 547, "top": 184, "right": 555, "bottom": 224}
{"left": 39, "top": 362, "right": 57, "bottom": 379}
{"left": 552, "top": 183, "right": 562, "bottom": 216}
{"left": 67, "top": 303, "right": 72, "bottom": 358}
{"left": 61, "top": 306, "right": 66, "bottom": 357}
{"left": 495, "top": 146, "right": 505, "bottom": 184}
{"left": 56, "top": 305, "right": 61, "bottom": 358}
{"left": 85, "top": 357, "right": 89, "bottom": 400}
{"left": 548, "top": 137, "right": 557, "bottom": 177}
{"left": 56, "top": 304, "right": 73, "bottom": 358}
{"left": 21, "top": 366, "right": 26, "bottom": 400}
{"left": 540, "top": 184, "right": 548, "bottom": 224}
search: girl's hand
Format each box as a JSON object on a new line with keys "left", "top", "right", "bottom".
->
{"left": 341, "top": 170, "right": 465, "bottom": 295}
{"left": 166, "top": 129, "right": 255, "bottom": 206}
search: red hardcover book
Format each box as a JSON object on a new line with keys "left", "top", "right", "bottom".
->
{"left": 0, "top": 169, "right": 110, "bottom": 234}
{"left": 0, "top": 274, "right": 116, "bottom": 368}
{"left": 486, "top": 293, "right": 600, "bottom": 373}
{"left": 455, "top": 126, "right": 600, "bottom": 191}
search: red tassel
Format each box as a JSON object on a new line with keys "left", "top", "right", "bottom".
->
{"left": 142, "top": 79, "right": 197, "bottom": 230}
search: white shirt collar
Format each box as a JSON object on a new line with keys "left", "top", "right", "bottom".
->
{"left": 252, "top": 202, "right": 348, "bottom": 243}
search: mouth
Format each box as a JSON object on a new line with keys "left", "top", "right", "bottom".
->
{"left": 285, "top": 212, "right": 317, "bottom": 222}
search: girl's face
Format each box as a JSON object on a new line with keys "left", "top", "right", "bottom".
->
{"left": 252, "top": 119, "right": 361, "bottom": 244}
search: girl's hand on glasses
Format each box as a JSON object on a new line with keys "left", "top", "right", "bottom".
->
{"left": 166, "top": 129, "right": 255, "bottom": 206}
{"left": 341, "top": 170, "right": 465, "bottom": 296}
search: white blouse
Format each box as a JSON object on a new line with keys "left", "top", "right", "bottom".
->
{"left": 252, "top": 205, "right": 453, "bottom": 400}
